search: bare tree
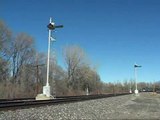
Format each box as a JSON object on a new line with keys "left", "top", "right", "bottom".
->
{"left": 63, "top": 45, "right": 87, "bottom": 89}
{"left": 10, "top": 33, "right": 35, "bottom": 84}
{"left": 63, "top": 45, "right": 102, "bottom": 95}
{"left": 0, "top": 20, "right": 11, "bottom": 83}
{"left": 0, "top": 20, "right": 12, "bottom": 57}
{"left": 75, "top": 65, "right": 101, "bottom": 93}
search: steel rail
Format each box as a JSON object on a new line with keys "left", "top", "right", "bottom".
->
{"left": 0, "top": 93, "right": 131, "bottom": 110}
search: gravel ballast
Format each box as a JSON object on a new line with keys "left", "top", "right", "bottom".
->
{"left": 0, "top": 93, "right": 160, "bottom": 119}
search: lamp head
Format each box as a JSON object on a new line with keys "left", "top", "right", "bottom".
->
{"left": 47, "top": 23, "right": 55, "bottom": 30}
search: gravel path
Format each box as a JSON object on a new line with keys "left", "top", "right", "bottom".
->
{"left": 0, "top": 93, "right": 160, "bottom": 119}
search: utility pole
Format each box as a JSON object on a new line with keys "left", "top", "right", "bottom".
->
{"left": 28, "top": 53, "right": 45, "bottom": 96}
{"left": 32, "top": 54, "right": 45, "bottom": 95}
{"left": 33, "top": 64, "right": 45, "bottom": 94}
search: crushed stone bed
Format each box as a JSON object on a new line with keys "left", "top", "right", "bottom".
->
{"left": 0, "top": 93, "right": 160, "bottom": 119}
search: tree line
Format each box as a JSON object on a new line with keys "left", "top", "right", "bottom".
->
{"left": 0, "top": 20, "right": 159, "bottom": 99}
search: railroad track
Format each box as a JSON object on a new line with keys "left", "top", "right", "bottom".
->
{"left": 0, "top": 93, "right": 131, "bottom": 110}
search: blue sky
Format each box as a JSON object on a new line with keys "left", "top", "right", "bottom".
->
{"left": 1, "top": 0, "right": 160, "bottom": 83}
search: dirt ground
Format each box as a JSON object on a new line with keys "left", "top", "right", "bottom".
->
{"left": 113, "top": 92, "right": 160, "bottom": 119}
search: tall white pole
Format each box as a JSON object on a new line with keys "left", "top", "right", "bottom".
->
{"left": 46, "top": 18, "right": 52, "bottom": 86}
{"left": 134, "top": 63, "right": 139, "bottom": 94}
{"left": 36, "top": 17, "right": 63, "bottom": 99}
{"left": 42, "top": 18, "right": 53, "bottom": 97}
{"left": 135, "top": 67, "right": 137, "bottom": 90}
{"left": 129, "top": 80, "right": 132, "bottom": 93}
{"left": 42, "top": 17, "right": 62, "bottom": 98}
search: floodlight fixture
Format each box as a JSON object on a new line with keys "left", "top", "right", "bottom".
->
{"left": 47, "top": 22, "right": 63, "bottom": 30}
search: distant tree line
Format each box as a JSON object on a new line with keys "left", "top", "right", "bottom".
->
{"left": 0, "top": 20, "right": 159, "bottom": 99}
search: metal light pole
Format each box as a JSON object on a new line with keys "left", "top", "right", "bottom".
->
{"left": 46, "top": 18, "right": 53, "bottom": 87}
{"left": 134, "top": 63, "right": 141, "bottom": 95}
{"left": 134, "top": 66, "right": 138, "bottom": 94}
{"left": 42, "top": 17, "right": 63, "bottom": 98}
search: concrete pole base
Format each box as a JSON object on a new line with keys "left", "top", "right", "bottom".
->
{"left": 86, "top": 88, "right": 89, "bottom": 95}
{"left": 134, "top": 89, "right": 139, "bottom": 95}
{"left": 129, "top": 89, "right": 132, "bottom": 93}
{"left": 35, "top": 85, "right": 54, "bottom": 100}
{"left": 35, "top": 94, "right": 54, "bottom": 100}
{"left": 43, "top": 85, "right": 51, "bottom": 97}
